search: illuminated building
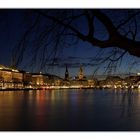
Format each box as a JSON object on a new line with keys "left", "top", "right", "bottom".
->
{"left": 124, "top": 76, "right": 140, "bottom": 88}
{"left": 0, "top": 65, "right": 24, "bottom": 89}
{"left": 88, "top": 80, "right": 95, "bottom": 87}
{"left": 32, "top": 73, "right": 48, "bottom": 86}
{"left": 12, "top": 71, "right": 23, "bottom": 82}
{"left": 23, "top": 72, "right": 32, "bottom": 88}
{"left": 12, "top": 71, "right": 23, "bottom": 88}
{"left": 31, "top": 73, "right": 63, "bottom": 87}
{"left": 0, "top": 69, "right": 12, "bottom": 88}
{"left": 0, "top": 69, "right": 12, "bottom": 82}
{"left": 74, "top": 66, "right": 86, "bottom": 81}
{"left": 98, "top": 76, "right": 123, "bottom": 88}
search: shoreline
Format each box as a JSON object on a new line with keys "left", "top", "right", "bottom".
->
{"left": 0, "top": 86, "right": 139, "bottom": 91}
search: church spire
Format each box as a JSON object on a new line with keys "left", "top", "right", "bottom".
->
{"left": 65, "top": 64, "right": 69, "bottom": 80}
{"left": 78, "top": 65, "right": 84, "bottom": 80}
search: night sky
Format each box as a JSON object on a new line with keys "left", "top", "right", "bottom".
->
{"left": 0, "top": 9, "right": 140, "bottom": 78}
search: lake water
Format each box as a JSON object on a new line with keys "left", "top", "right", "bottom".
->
{"left": 0, "top": 89, "right": 140, "bottom": 131}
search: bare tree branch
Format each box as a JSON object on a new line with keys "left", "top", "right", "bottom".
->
{"left": 12, "top": 9, "right": 140, "bottom": 74}
{"left": 116, "top": 11, "right": 140, "bottom": 30}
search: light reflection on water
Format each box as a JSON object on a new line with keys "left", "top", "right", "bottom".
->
{"left": 0, "top": 89, "right": 140, "bottom": 130}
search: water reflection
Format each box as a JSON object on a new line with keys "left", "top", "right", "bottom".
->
{"left": 120, "top": 89, "right": 134, "bottom": 118}
{"left": 0, "top": 89, "right": 140, "bottom": 130}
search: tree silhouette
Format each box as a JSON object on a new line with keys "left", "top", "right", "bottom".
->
{"left": 12, "top": 9, "right": 140, "bottom": 72}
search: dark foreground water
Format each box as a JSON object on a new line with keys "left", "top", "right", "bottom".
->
{"left": 0, "top": 89, "right": 140, "bottom": 131}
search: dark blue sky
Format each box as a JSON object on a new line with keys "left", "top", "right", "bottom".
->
{"left": 0, "top": 9, "right": 140, "bottom": 78}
